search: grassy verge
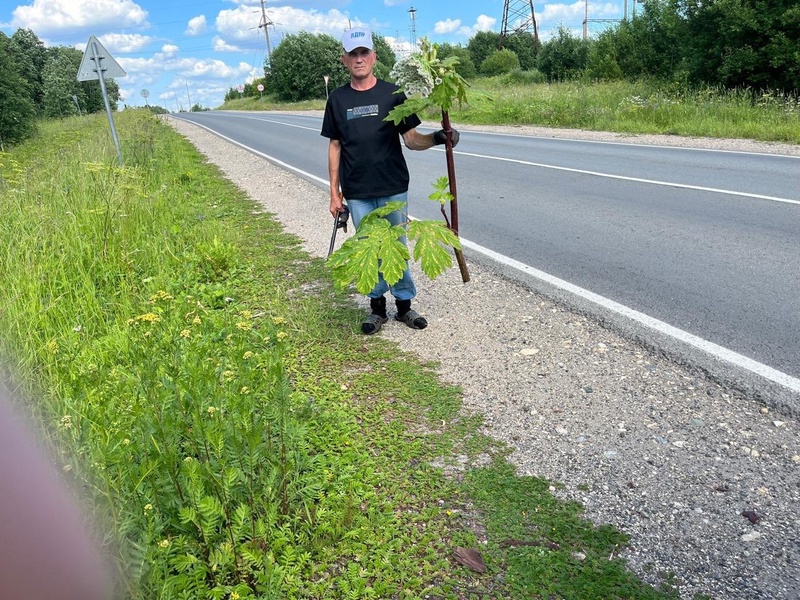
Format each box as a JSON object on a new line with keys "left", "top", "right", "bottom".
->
{"left": 1, "top": 110, "right": 678, "bottom": 599}
{"left": 220, "top": 78, "right": 800, "bottom": 144}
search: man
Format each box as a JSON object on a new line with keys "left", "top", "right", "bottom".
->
{"left": 321, "top": 26, "right": 459, "bottom": 335}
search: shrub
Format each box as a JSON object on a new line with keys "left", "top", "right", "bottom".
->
{"left": 480, "top": 49, "right": 520, "bottom": 76}
{"left": 502, "top": 68, "right": 547, "bottom": 86}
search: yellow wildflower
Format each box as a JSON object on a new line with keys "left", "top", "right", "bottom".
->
{"left": 240, "top": 387, "right": 250, "bottom": 395}
{"left": 144, "top": 503, "right": 153, "bottom": 514}
{"left": 272, "top": 316, "right": 286, "bottom": 325}
{"left": 47, "top": 340, "right": 59, "bottom": 354}
{"left": 242, "top": 351, "right": 254, "bottom": 360}
{"left": 180, "top": 329, "right": 191, "bottom": 338}
{"left": 149, "top": 290, "right": 173, "bottom": 303}
{"left": 222, "top": 370, "right": 235, "bottom": 381}
{"left": 59, "top": 415, "right": 73, "bottom": 429}
{"left": 236, "top": 321, "right": 252, "bottom": 331}
{"left": 135, "top": 313, "right": 161, "bottom": 323}
{"left": 158, "top": 539, "right": 170, "bottom": 549}
{"left": 276, "top": 331, "right": 288, "bottom": 341}
{"left": 207, "top": 406, "right": 218, "bottom": 415}
{"left": 192, "top": 316, "right": 201, "bottom": 325}
{"left": 123, "top": 438, "right": 131, "bottom": 445}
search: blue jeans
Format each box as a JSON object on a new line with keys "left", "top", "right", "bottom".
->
{"left": 346, "top": 193, "right": 417, "bottom": 301}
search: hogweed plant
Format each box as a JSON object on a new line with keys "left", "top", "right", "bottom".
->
{"left": 329, "top": 38, "right": 490, "bottom": 292}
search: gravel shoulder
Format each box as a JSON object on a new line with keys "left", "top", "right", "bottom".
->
{"left": 168, "top": 116, "right": 800, "bottom": 600}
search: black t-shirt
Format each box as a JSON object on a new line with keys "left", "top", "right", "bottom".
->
{"left": 321, "top": 79, "right": 422, "bottom": 199}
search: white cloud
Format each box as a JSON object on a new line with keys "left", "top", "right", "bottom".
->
{"left": 213, "top": 36, "right": 241, "bottom": 52}
{"left": 434, "top": 19, "right": 461, "bottom": 35}
{"left": 457, "top": 14, "right": 497, "bottom": 37}
{"left": 161, "top": 44, "right": 179, "bottom": 56}
{"left": 541, "top": 2, "right": 618, "bottom": 23}
{"left": 10, "top": 0, "right": 148, "bottom": 36}
{"left": 384, "top": 35, "right": 415, "bottom": 57}
{"left": 190, "top": 59, "right": 251, "bottom": 79}
{"left": 98, "top": 33, "right": 153, "bottom": 53}
{"left": 245, "top": 66, "right": 262, "bottom": 84}
{"left": 185, "top": 15, "right": 207, "bottom": 36}
{"left": 474, "top": 14, "right": 497, "bottom": 31}
{"left": 215, "top": 5, "right": 363, "bottom": 42}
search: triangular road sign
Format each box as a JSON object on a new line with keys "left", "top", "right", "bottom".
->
{"left": 77, "top": 36, "right": 126, "bottom": 82}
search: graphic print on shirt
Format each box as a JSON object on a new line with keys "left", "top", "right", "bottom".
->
{"left": 347, "top": 104, "right": 380, "bottom": 120}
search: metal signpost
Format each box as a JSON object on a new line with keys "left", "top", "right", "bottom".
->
{"left": 77, "top": 36, "right": 126, "bottom": 165}
{"left": 257, "top": 83, "right": 264, "bottom": 99}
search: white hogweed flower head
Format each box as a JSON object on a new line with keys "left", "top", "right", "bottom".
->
{"left": 390, "top": 55, "right": 434, "bottom": 98}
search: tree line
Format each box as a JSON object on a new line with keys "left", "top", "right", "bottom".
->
{"left": 232, "top": 0, "right": 798, "bottom": 103}
{"left": 0, "top": 29, "right": 121, "bottom": 150}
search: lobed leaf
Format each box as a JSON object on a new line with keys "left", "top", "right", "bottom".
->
{"left": 407, "top": 220, "right": 461, "bottom": 280}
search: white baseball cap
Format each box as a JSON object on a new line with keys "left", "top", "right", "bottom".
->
{"left": 342, "top": 27, "right": 373, "bottom": 52}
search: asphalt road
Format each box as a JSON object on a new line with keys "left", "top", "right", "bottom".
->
{"left": 173, "top": 110, "right": 800, "bottom": 394}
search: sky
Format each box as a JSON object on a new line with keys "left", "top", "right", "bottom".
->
{"left": 1, "top": 0, "right": 627, "bottom": 110}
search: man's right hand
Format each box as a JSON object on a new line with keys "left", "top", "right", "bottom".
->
{"left": 330, "top": 191, "right": 344, "bottom": 218}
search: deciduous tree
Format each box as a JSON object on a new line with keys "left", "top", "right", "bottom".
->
{"left": 0, "top": 32, "right": 37, "bottom": 148}
{"left": 267, "top": 32, "right": 348, "bottom": 101}
{"left": 537, "top": 27, "right": 591, "bottom": 82}
{"left": 9, "top": 28, "right": 47, "bottom": 114}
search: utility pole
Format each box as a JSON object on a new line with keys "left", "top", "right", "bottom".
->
{"left": 259, "top": 0, "right": 273, "bottom": 72}
{"left": 583, "top": 0, "right": 588, "bottom": 39}
{"left": 184, "top": 77, "right": 192, "bottom": 109}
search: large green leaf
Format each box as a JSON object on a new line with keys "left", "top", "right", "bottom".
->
{"left": 328, "top": 215, "right": 411, "bottom": 294}
{"left": 408, "top": 220, "right": 461, "bottom": 280}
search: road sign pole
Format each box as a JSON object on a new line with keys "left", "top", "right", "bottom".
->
{"left": 90, "top": 40, "right": 124, "bottom": 166}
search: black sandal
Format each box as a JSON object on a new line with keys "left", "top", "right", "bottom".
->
{"left": 361, "top": 313, "right": 388, "bottom": 335}
{"left": 395, "top": 309, "right": 427, "bottom": 330}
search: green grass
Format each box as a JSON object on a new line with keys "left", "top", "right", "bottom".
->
{"left": 220, "top": 78, "right": 800, "bottom": 144}
{"left": 1, "top": 110, "right": 678, "bottom": 599}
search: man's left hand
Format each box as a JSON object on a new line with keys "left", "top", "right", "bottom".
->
{"left": 433, "top": 128, "right": 460, "bottom": 148}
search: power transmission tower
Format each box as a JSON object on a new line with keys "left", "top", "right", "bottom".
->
{"left": 500, "top": 0, "right": 539, "bottom": 51}
{"left": 408, "top": 6, "right": 417, "bottom": 48}
{"left": 582, "top": 0, "right": 623, "bottom": 39}
{"left": 259, "top": 0, "right": 273, "bottom": 72}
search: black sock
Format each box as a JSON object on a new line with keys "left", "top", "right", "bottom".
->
{"left": 395, "top": 298, "right": 411, "bottom": 317}
{"left": 370, "top": 296, "right": 387, "bottom": 318}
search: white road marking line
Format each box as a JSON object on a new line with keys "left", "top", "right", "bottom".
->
{"left": 453, "top": 149, "right": 800, "bottom": 205}
{"left": 464, "top": 129, "right": 800, "bottom": 160}
{"left": 461, "top": 237, "right": 800, "bottom": 395}
{"left": 209, "top": 114, "right": 800, "bottom": 205}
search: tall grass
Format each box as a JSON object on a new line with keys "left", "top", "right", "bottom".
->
{"left": 450, "top": 78, "right": 800, "bottom": 143}
{"left": 0, "top": 112, "right": 425, "bottom": 598}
